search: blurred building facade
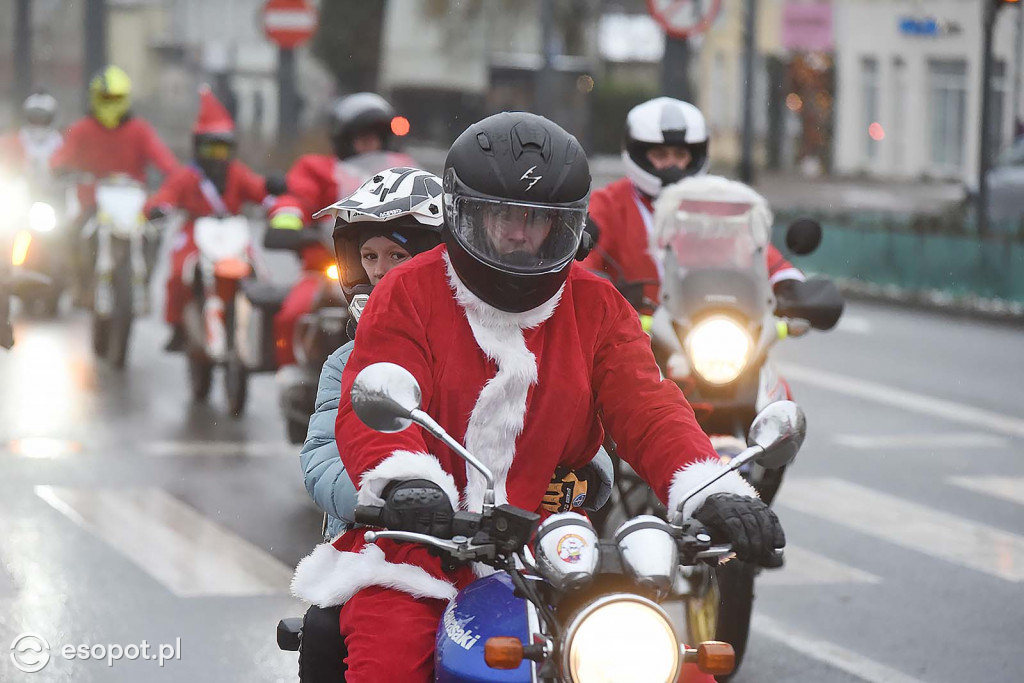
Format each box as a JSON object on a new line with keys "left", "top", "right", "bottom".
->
{"left": 832, "top": 0, "right": 1021, "bottom": 182}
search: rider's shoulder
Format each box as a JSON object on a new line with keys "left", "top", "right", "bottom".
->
{"left": 593, "top": 177, "right": 634, "bottom": 199}
{"left": 567, "top": 263, "right": 622, "bottom": 300}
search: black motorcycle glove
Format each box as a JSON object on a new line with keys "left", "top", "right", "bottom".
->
{"left": 380, "top": 479, "right": 454, "bottom": 538}
{"left": 692, "top": 493, "right": 785, "bottom": 568}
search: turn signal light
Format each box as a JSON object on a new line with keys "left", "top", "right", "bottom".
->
{"left": 689, "top": 641, "right": 735, "bottom": 676}
{"left": 326, "top": 264, "right": 339, "bottom": 281}
{"left": 484, "top": 637, "right": 523, "bottom": 670}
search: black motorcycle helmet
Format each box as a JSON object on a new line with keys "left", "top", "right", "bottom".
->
{"left": 442, "top": 112, "right": 591, "bottom": 313}
{"left": 330, "top": 93, "right": 397, "bottom": 161}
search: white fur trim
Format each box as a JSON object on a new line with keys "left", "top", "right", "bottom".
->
{"left": 768, "top": 267, "right": 806, "bottom": 286}
{"left": 357, "top": 450, "right": 460, "bottom": 509}
{"left": 291, "top": 542, "right": 457, "bottom": 607}
{"left": 669, "top": 458, "right": 759, "bottom": 521}
{"left": 443, "top": 252, "right": 561, "bottom": 512}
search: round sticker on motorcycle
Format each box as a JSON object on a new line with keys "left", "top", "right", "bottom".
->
{"left": 556, "top": 533, "right": 587, "bottom": 564}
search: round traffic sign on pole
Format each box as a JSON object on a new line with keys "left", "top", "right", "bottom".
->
{"left": 262, "top": 0, "right": 318, "bottom": 50}
{"left": 647, "top": 0, "right": 722, "bottom": 39}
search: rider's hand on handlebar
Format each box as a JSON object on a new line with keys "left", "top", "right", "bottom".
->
{"left": 380, "top": 479, "right": 455, "bottom": 538}
{"left": 692, "top": 493, "right": 785, "bottom": 568}
{"left": 146, "top": 205, "right": 169, "bottom": 222}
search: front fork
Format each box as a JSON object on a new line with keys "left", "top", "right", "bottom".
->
{"left": 200, "top": 269, "right": 239, "bottom": 363}
{"left": 94, "top": 226, "right": 148, "bottom": 317}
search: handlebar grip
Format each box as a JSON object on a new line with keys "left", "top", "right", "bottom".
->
{"left": 354, "top": 505, "right": 384, "bottom": 528}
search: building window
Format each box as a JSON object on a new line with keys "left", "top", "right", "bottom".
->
{"left": 928, "top": 59, "right": 968, "bottom": 172}
{"left": 860, "top": 57, "right": 879, "bottom": 164}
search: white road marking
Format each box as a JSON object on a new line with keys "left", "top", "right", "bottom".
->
{"left": 833, "top": 432, "right": 1009, "bottom": 450}
{"left": 144, "top": 441, "right": 293, "bottom": 457}
{"left": 760, "top": 545, "right": 881, "bottom": 586}
{"left": 948, "top": 476, "right": 1024, "bottom": 507}
{"left": 35, "top": 486, "right": 294, "bottom": 597}
{"left": 752, "top": 614, "right": 928, "bottom": 683}
{"left": 779, "top": 478, "right": 1024, "bottom": 582}
{"left": 779, "top": 363, "right": 1024, "bottom": 439}
{"left": 835, "top": 315, "right": 872, "bottom": 335}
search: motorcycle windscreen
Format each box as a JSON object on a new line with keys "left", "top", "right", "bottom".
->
{"left": 655, "top": 199, "right": 772, "bottom": 321}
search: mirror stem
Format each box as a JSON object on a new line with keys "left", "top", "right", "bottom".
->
{"left": 674, "top": 445, "right": 764, "bottom": 524}
{"left": 411, "top": 409, "right": 496, "bottom": 511}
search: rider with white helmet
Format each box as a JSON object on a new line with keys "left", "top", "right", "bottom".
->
{"left": 584, "top": 97, "right": 804, "bottom": 315}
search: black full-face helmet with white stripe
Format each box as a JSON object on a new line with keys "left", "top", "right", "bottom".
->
{"left": 623, "top": 97, "right": 709, "bottom": 198}
{"left": 314, "top": 167, "right": 444, "bottom": 306}
{"left": 443, "top": 112, "right": 592, "bottom": 313}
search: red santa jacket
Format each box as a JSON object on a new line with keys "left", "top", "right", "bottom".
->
{"left": 146, "top": 161, "right": 268, "bottom": 234}
{"left": 290, "top": 246, "right": 756, "bottom": 607}
{"left": 50, "top": 116, "right": 180, "bottom": 207}
{"left": 270, "top": 152, "right": 418, "bottom": 271}
{"left": 583, "top": 178, "right": 803, "bottom": 311}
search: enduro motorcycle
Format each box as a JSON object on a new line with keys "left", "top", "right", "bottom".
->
{"left": 80, "top": 175, "right": 155, "bottom": 368}
{"left": 277, "top": 362, "right": 806, "bottom": 682}
{"left": 182, "top": 214, "right": 265, "bottom": 416}
{"left": 595, "top": 180, "right": 843, "bottom": 676}
{"left": 1, "top": 174, "right": 70, "bottom": 317}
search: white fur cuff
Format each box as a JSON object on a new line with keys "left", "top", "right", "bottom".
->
{"left": 669, "top": 458, "right": 759, "bottom": 521}
{"left": 291, "top": 543, "right": 458, "bottom": 607}
{"left": 357, "top": 450, "right": 461, "bottom": 509}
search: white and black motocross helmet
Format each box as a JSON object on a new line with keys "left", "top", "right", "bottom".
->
{"left": 443, "top": 112, "right": 591, "bottom": 313}
{"left": 314, "top": 167, "right": 444, "bottom": 306}
{"left": 623, "top": 97, "right": 709, "bottom": 198}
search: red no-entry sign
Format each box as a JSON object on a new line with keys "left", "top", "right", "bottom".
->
{"left": 262, "top": 0, "right": 318, "bottom": 50}
{"left": 647, "top": 0, "right": 722, "bottom": 39}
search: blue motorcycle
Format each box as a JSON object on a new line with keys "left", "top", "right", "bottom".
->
{"left": 279, "top": 363, "right": 805, "bottom": 682}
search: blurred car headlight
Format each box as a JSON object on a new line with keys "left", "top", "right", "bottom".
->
{"left": 685, "top": 315, "right": 753, "bottom": 385}
{"left": 29, "top": 202, "right": 57, "bottom": 232}
{"left": 564, "top": 595, "right": 679, "bottom": 683}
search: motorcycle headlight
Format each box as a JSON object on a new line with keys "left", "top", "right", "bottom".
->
{"left": 564, "top": 595, "right": 680, "bottom": 683}
{"left": 29, "top": 202, "right": 57, "bottom": 232}
{"left": 684, "top": 315, "right": 753, "bottom": 386}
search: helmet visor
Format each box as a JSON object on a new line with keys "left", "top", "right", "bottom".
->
{"left": 449, "top": 196, "right": 586, "bottom": 274}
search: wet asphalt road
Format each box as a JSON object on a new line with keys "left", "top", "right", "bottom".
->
{"left": 1, "top": 268, "right": 1022, "bottom": 681}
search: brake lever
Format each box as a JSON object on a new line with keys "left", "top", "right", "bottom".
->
{"left": 363, "top": 530, "right": 494, "bottom": 562}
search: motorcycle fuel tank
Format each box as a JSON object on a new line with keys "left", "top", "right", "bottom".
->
{"left": 435, "top": 572, "right": 534, "bottom": 683}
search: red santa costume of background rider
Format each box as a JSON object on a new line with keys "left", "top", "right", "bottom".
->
{"left": 146, "top": 88, "right": 271, "bottom": 330}
{"left": 268, "top": 93, "right": 416, "bottom": 366}
{"left": 583, "top": 97, "right": 804, "bottom": 314}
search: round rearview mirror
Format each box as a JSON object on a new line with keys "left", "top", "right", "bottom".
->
{"left": 785, "top": 218, "right": 822, "bottom": 256}
{"left": 747, "top": 400, "right": 806, "bottom": 469}
{"left": 351, "top": 362, "right": 422, "bottom": 433}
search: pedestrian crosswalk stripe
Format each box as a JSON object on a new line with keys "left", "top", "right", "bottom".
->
{"left": 779, "top": 478, "right": 1024, "bottom": 582}
{"left": 760, "top": 545, "right": 882, "bottom": 586}
{"left": 35, "top": 486, "right": 294, "bottom": 597}
{"left": 948, "top": 476, "right": 1024, "bottom": 507}
{"left": 752, "top": 614, "right": 928, "bottom": 683}
{"left": 779, "top": 364, "right": 1024, "bottom": 439}
{"left": 833, "top": 432, "right": 1009, "bottom": 450}
{"left": 144, "top": 441, "right": 293, "bottom": 457}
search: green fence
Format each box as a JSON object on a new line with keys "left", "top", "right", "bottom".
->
{"left": 773, "top": 209, "right": 1024, "bottom": 305}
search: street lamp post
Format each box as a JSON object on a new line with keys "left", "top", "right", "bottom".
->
{"left": 979, "top": 0, "right": 1020, "bottom": 235}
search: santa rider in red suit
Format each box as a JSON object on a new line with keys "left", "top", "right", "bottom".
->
{"left": 268, "top": 93, "right": 416, "bottom": 367}
{"left": 583, "top": 97, "right": 804, "bottom": 315}
{"left": 145, "top": 87, "right": 274, "bottom": 351}
{"left": 0, "top": 92, "right": 63, "bottom": 187}
{"left": 289, "top": 113, "right": 785, "bottom": 682}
